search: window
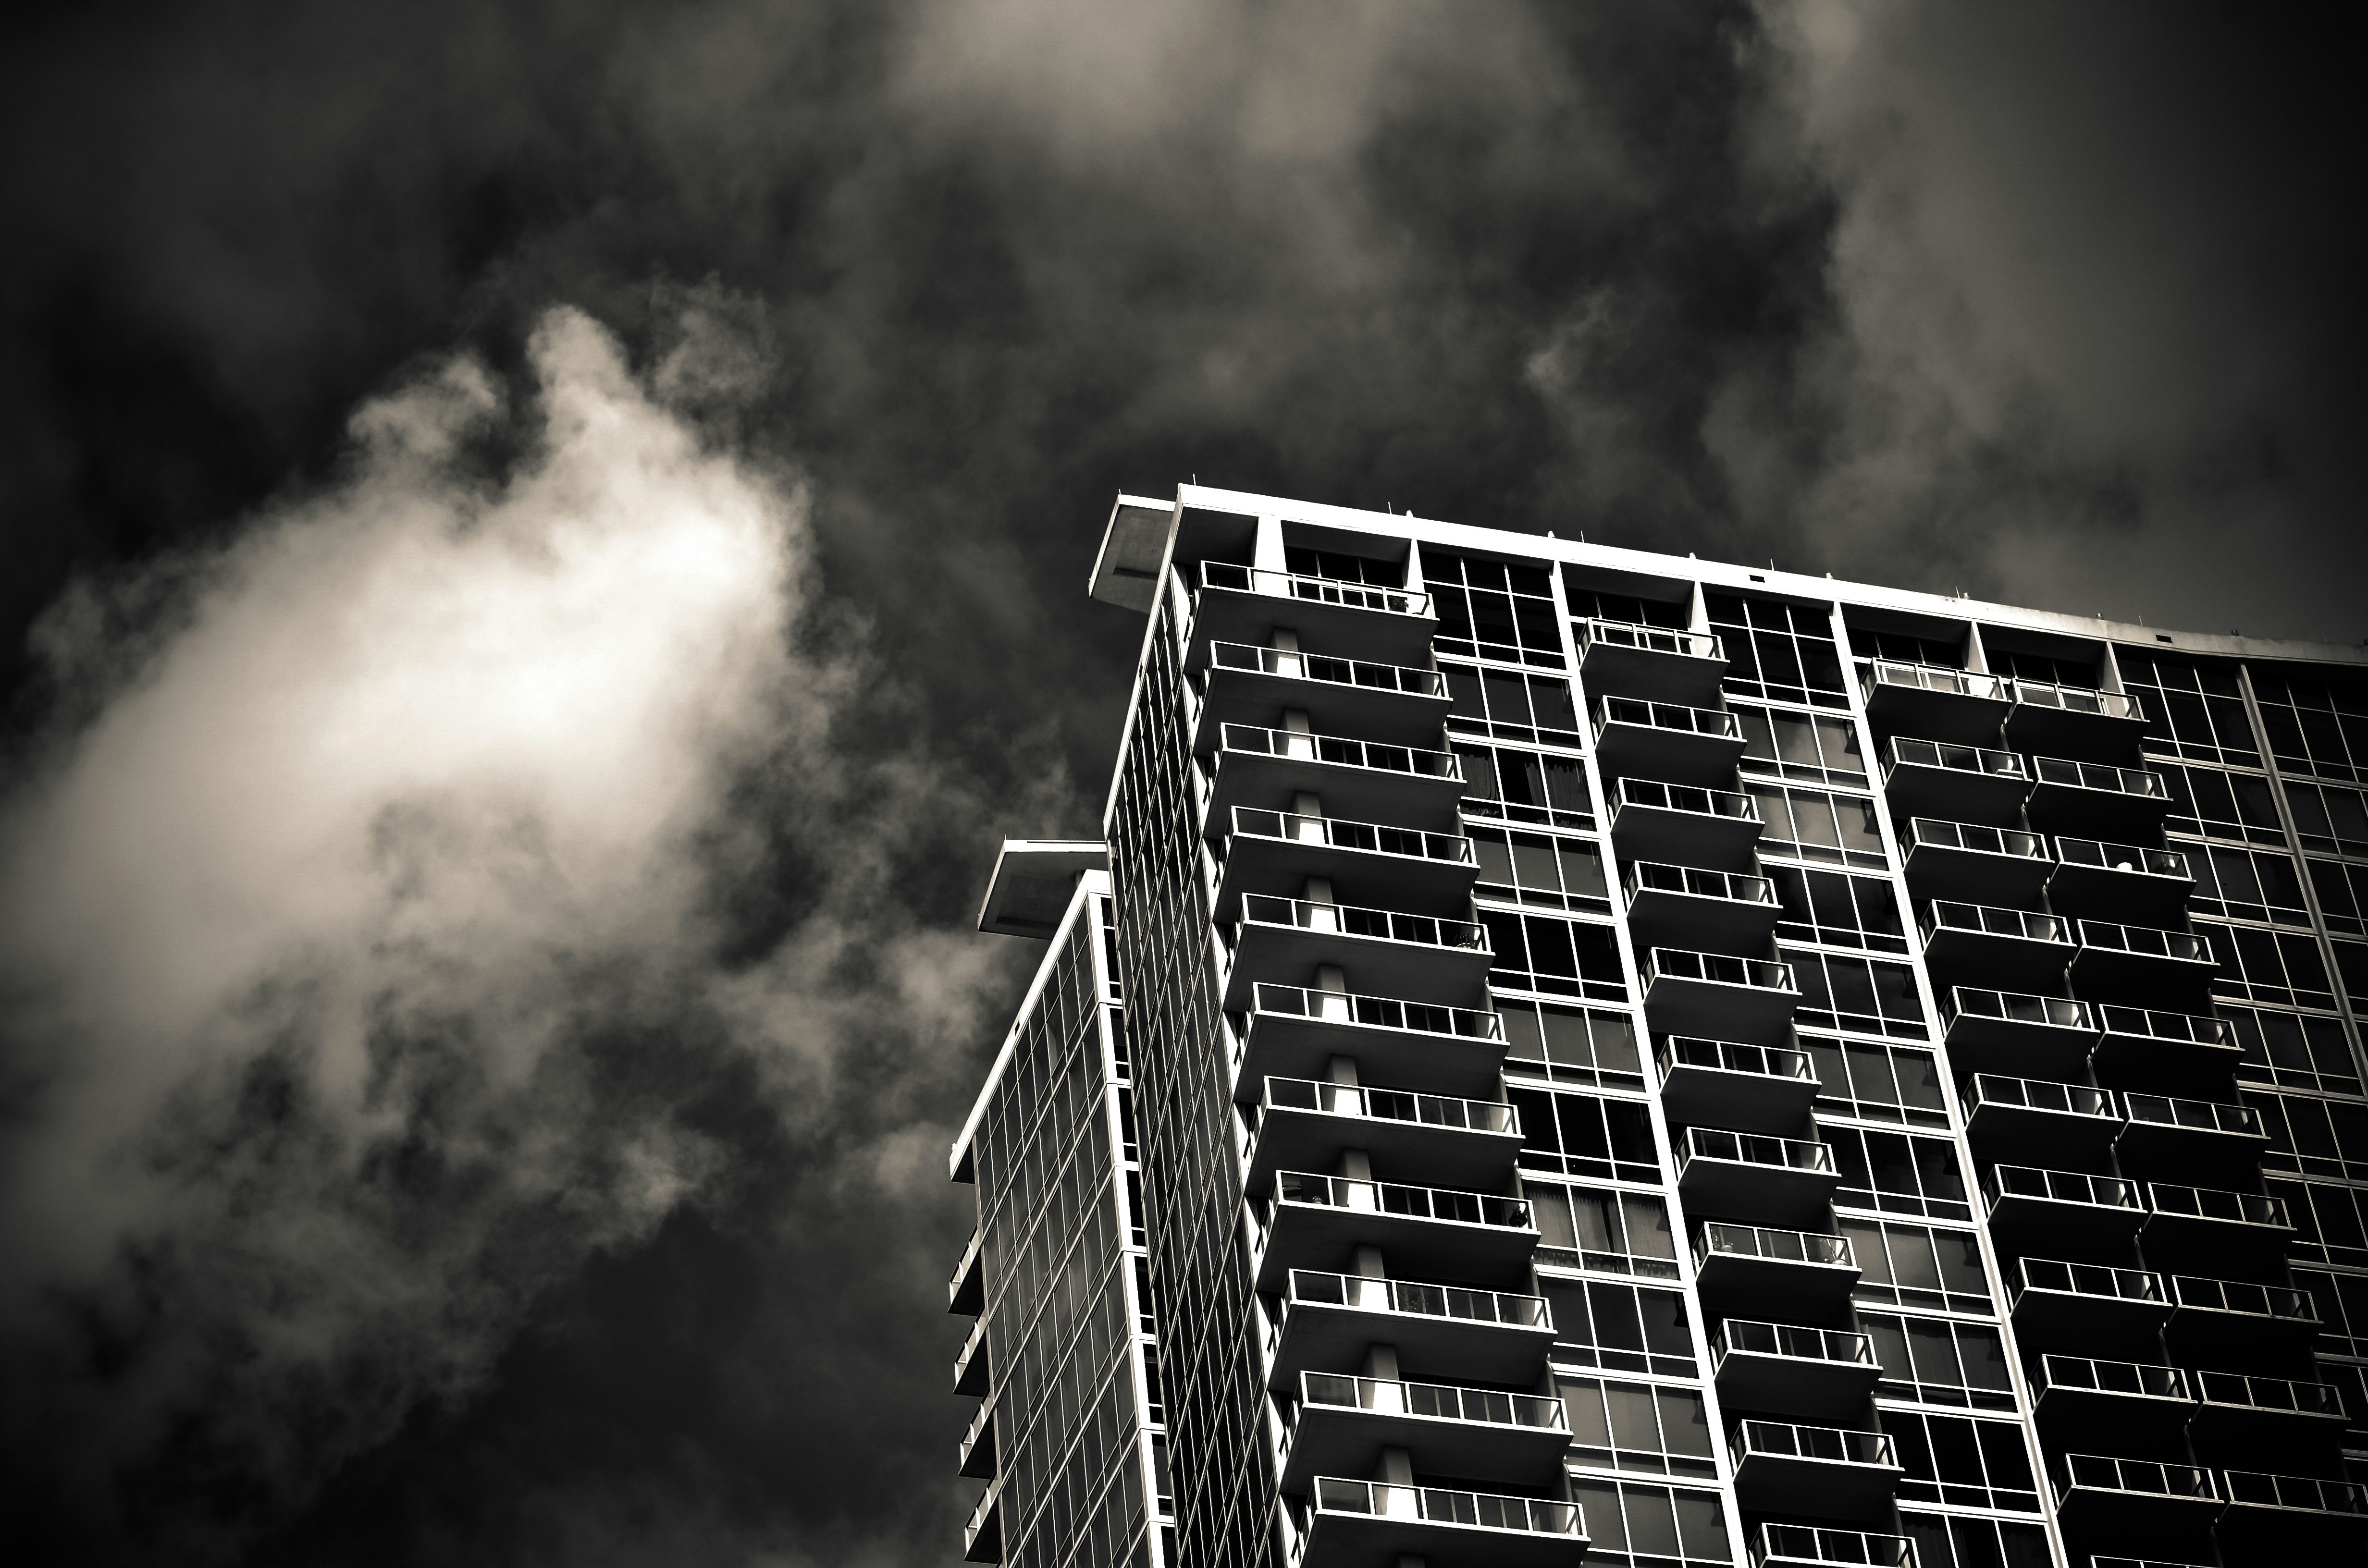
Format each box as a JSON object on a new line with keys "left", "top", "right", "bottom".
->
{"left": 1860, "top": 1312, "right": 2015, "bottom": 1410}
{"left": 1469, "top": 826, "right": 1611, "bottom": 913}
{"left": 2155, "top": 760, "right": 2285, "bottom": 845}
{"left": 2228, "top": 1004, "right": 2361, "bottom": 1095}
{"left": 1560, "top": 1377, "right": 1717, "bottom": 1478}
{"left": 2298, "top": 1268, "right": 2368, "bottom": 1359}
{"left": 1283, "top": 546, "right": 1402, "bottom": 588}
{"left": 1804, "top": 1038, "right": 1949, "bottom": 1129}
{"left": 2187, "top": 844, "right": 2313, "bottom": 926}
{"left": 1530, "top": 1183, "right": 1679, "bottom": 1278}
{"left": 1481, "top": 910, "right": 1628, "bottom": 1001}
{"left": 1542, "top": 1280, "right": 1698, "bottom": 1377}
{"left": 1499, "top": 1000, "right": 1645, "bottom": 1090}
{"left": 2268, "top": 1176, "right": 2368, "bottom": 1268}
{"left": 1843, "top": 1220, "right": 1994, "bottom": 1314}
{"left": 2251, "top": 670, "right": 2368, "bottom": 782}
{"left": 1824, "top": 1126, "right": 1971, "bottom": 1221}
{"left": 1455, "top": 742, "right": 1595, "bottom": 830}
{"left": 1899, "top": 1512, "right": 2051, "bottom": 1568}
{"left": 1788, "top": 950, "right": 1930, "bottom": 1039}
{"left": 1852, "top": 629, "right": 1963, "bottom": 666}
{"left": 1426, "top": 551, "right": 1564, "bottom": 667}
{"left": 1771, "top": 867, "right": 1909, "bottom": 954}
{"left": 2340, "top": 941, "right": 2368, "bottom": 1008}
{"left": 1562, "top": 1479, "right": 1733, "bottom": 1566}
{"left": 2119, "top": 653, "right": 2261, "bottom": 768}
{"left": 1563, "top": 577, "right": 1688, "bottom": 630}
{"left": 2320, "top": 1358, "right": 2368, "bottom": 1448}
{"left": 1509, "top": 1088, "right": 1659, "bottom": 1183}
{"left": 2246, "top": 1089, "right": 2368, "bottom": 1182}
{"left": 1707, "top": 593, "right": 1848, "bottom": 709}
{"left": 1443, "top": 663, "right": 1583, "bottom": 746}
{"left": 2312, "top": 859, "right": 2368, "bottom": 937}
{"left": 1881, "top": 1412, "right": 2042, "bottom": 1513}
{"left": 2285, "top": 778, "right": 2368, "bottom": 858}
{"left": 1735, "top": 706, "right": 1867, "bottom": 784}
{"left": 2208, "top": 922, "right": 2337, "bottom": 1010}
{"left": 1747, "top": 784, "right": 1888, "bottom": 870}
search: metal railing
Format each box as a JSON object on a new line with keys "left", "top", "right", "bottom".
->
{"left": 1207, "top": 640, "right": 1445, "bottom": 699}
{"left": 1660, "top": 1036, "right": 1815, "bottom": 1083}
{"left": 2167, "top": 1274, "right": 2319, "bottom": 1323}
{"left": 2122, "top": 1093, "right": 2261, "bottom": 1138}
{"left": 1627, "top": 861, "right": 1779, "bottom": 906}
{"left": 1753, "top": 1524, "right": 1915, "bottom": 1567}
{"left": 1863, "top": 661, "right": 2004, "bottom": 700}
{"left": 1645, "top": 948, "right": 1799, "bottom": 992}
{"left": 2219, "top": 1471, "right": 2368, "bottom": 1513}
{"left": 1198, "top": 561, "right": 1432, "bottom": 619}
{"left": 1721, "top": 1319, "right": 1877, "bottom": 1367}
{"left": 2195, "top": 1371, "right": 2344, "bottom": 1418}
{"left": 1888, "top": 736, "right": 2027, "bottom": 779}
{"left": 1593, "top": 695, "right": 1743, "bottom": 739}
{"left": 2038, "top": 1354, "right": 2189, "bottom": 1400}
{"left": 1924, "top": 902, "right": 2069, "bottom": 944}
{"left": 1306, "top": 1477, "right": 1579, "bottom": 1537}
{"left": 1262, "top": 1077, "right": 1517, "bottom": 1136}
{"left": 2030, "top": 756, "right": 2169, "bottom": 799}
{"left": 1271, "top": 1172, "right": 1530, "bottom": 1231}
{"left": 2009, "top": 678, "right": 2143, "bottom": 722}
{"left": 1300, "top": 1372, "right": 1567, "bottom": 1431}
{"left": 1613, "top": 776, "right": 1762, "bottom": 821}
{"left": 1732, "top": 1420, "right": 1896, "bottom": 1468}
{"left": 2015, "top": 1257, "right": 2164, "bottom": 1305}
{"left": 949, "top": 1227, "right": 983, "bottom": 1298}
{"left": 1286, "top": 1268, "right": 1550, "bottom": 1329}
{"left": 1683, "top": 1127, "right": 1835, "bottom": 1174}
{"left": 1904, "top": 819, "right": 2047, "bottom": 860}
{"left": 2059, "top": 1455, "right": 2217, "bottom": 1500}
{"left": 2054, "top": 837, "right": 2190, "bottom": 878}
{"left": 1986, "top": 1165, "right": 2140, "bottom": 1211}
{"left": 1946, "top": 987, "right": 2094, "bottom": 1032}
{"left": 1217, "top": 722, "right": 1462, "bottom": 782}
{"left": 1965, "top": 1074, "right": 2116, "bottom": 1119}
{"left": 1231, "top": 807, "right": 1474, "bottom": 866}
{"left": 2145, "top": 1184, "right": 2288, "bottom": 1228}
{"left": 2075, "top": 920, "right": 2212, "bottom": 965}
{"left": 1698, "top": 1223, "right": 1854, "bottom": 1271}
{"left": 1238, "top": 893, "right": 1488, "bottom": 952}
{"left": 2096, "top": 1005, "right": 2232, "bottom": 1046}
{"left": 1248, "top": 982, "right": 1504, "bottom": 1041}
{"left": 1575, "top": 619, "right": 1723, "bottom": 662}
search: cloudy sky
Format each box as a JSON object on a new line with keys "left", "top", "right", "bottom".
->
{"left": 0, "top": 2, "right": 2360, "bottom": 1563}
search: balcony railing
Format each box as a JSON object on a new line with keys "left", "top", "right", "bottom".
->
{"left": 1965, "top": 1074, "right": 2117, "bottom": 1119}
{"left": 1644, "top": 949, "right": 1798, "bottom": 993}
{"left": 1207, "top": 640, "right": 1447, "bottom": 698}
{"left": 1732, "top": 1420, "right": 1896, "bottom": 1467}
{"left": 1263, "top": 1077, "right": 1517, "bottom": 1136}
{"left": 1946, "top": 987, "right": 2094, "bottom": 1031}
{"left": 1231, "top": 808, "right": 1476, "bottom": 866}
{"left": 2059, "top": 1455, "right": 2218, "bottom": 1501}
{"left": 2145, "top": 1184, "right": 2287, "bottom": 1228}
{"left": 1721, "top": 1319, "right": 1877, "bottom": 1369}
{"left": 2038, "top": 1354, "right": 2190, "bottom": 1400}
{"left": 1887, "top": 735, "right": 2027, "bottom": 780}
{"left": 1626, "top": 861, "right": 1779, "bottom": 907}
{"left": 1248, "top": 982, "right": 1504, "bottom": 1041}
{"left": 2122, "top": 1093, "right": 2261, "bottom": 1138}
{"left": 1198, "top": 561, "right": 1431, "bottom": 619}
{"left": 1217, "top": 722, "right": 1462, "bottom": 782}
{"left": 1752, "top": 1524, "right": 1914, "bottom": 1567}
{"left": 1593, "top": 696, "right": 1743, "bottom": 741}
{"left": 2031, "top": 756, "right": 2169, "bottom": 800}
{"left": 1285, "top": 1268, "right": 1550, "bottom": 1329}
{"left": 1924, "top": 902, "right": 2070, "bottom": 944}
{"left": 2076, "top": 920, "right": 2212, "bottom": 964}
{"left": 1612, "top": 777, "right": 1761, "bottom": 822}
{"left": 2009, "top": 678, "right": 2142, "bottom": 722}
{"left": 1904, "top": 819, "right": 2048, "bottom": 861}
{"left": 2219, "top": 1470, "right": 2368, "bottom": 1513}
{"left": 1238, "top": 894, "right": 1489, "bottom": 952}
{"left": 2195, "top": 1371, "right": 2345, "bottom": 1418}
{"left": 2167, "top": 1274, "right": 2320, "bottom": 1324}
{"left": 2097, "top": 1005, "right": 2232, "bottom": 1047}
{"left": 2016, "top": 1258, "right": 2165, "bottom": 1306}
{"left": 1863, "top": 661, "right": 2004, "bottom": 700}
{"left": 1300, "top": 1372, "right": 1567, "bottom": 1433}
{"left": 1660, "top": 1036, "right": 1815, "bottom": 1083}
{"left": 1575, "top": 619, "right": 1723, "bottom": 661}
{"left": 1305, "top": 1477, "right": 1580, "bottom": 1539}
{"left": 2054, "top": 837, "right": 2190, "bottom": 879}
{"left": 1684, "top": 1127, "right": 1835, "bottom": 1175}
{"left": 1699, "top": 1224, "right": 1854, "bottom": 1271}
{"left": 1986, "top": 1165, "right": 2140, "bottom": 1212}
{"left": 1272, "top": 1171, "right": 1530, "bottom": 1232}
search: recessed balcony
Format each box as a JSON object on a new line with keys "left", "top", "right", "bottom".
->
{"left": 2004, "top": 678, "right": 2148, "bottom": 760}
{"left": 958, "top": 1396, "right": 996, "bottom": 1479}
{"left": 1291, "top": 1476, "right": 1584, "bottom": 1568}
{"left": 1641, "top": 948, "right": 1800, "bottom": 1038}
{"left": 2024, "top": 757, "right": 2172, "bottom": 837}
{"left": 1215, "top": 807, "right": 1479, "bottom": 918}
{"left": 1882, "top": 737, "right": 2031, "bottom": 824}
{"left": 2053, "top": 1455, "right": 2222, "bottom": 1549}
{"left": 1226, "top": 894, "right": 1491, "bottom": 1009}
{"left": 1189, "top": 561, "right": 1439, "bottom": 669}
{"left": 1624, "top": 862, "right": 1782, "bottom": 952}
{"left": 1901, "top": 819, "right": 2053, "bottom": 905}
{"left": 1920, "top": 901, "right": 2074, "bottom": 990}
{"left": 1574, "top": 619, "right": 1728, "bottom": 704}
{"left": 1194, "top": 640, "right": 1452, "bottom": 757}
{"left": 1247, "top": 1076, "right": 1522, "bottom": 1195}
{"left": 963, "top": 1481, "right": 1002, "bottom": 1562}
{"left": 1983, "top": 1165, "right": 2145, "bottom": 1257}
{"left": 2191, "top": 1372, "right": 2349, "bottom": 1451}
{"left": 953, "top": 1312, "right": 989, "bottom": 1396}
{"left": 1591, "top": 696, "right": 1748, "bottom": 785}
{"left": 1941, "top": 987, "right": 2097, "bottom": 1075}
{"left": 1607, "top": 776, "right": 1764, "bottom": 863}
{"left": 1730, "top": 1420, "right": 1903, "bottom": 1518}
{"left": 2215, "top": 1470, "right": 2368, "bottom": 1562}
{"left": 2092, "top": 1004, "right": 2242, "bottom": 1078}
{"left": 1859, "top": 660, "right": 2010, "bottom": 745}
{"left": 1268, "top": 1269, "right": 1555, "bottom": 1389}
{"left": 2047, "top": 838, "right": 2195, "bottom": 920}
{"left": 1962, "top": 1075, "right": 2120, "bottom": 1160}
{"left": 1752, "top": 1524, "right": 1914, "bottom": 1568}
{"left": 2009, "top": 1258, "right": 2170, "bottom": 1351}
{"left": 2032, "top": 1354, "right": 2195, "bottom": 1434}
{"left": 2067, "top": 921, "right": 2216, "bottom": 1004}
{"left": 1281, "top": 1372, "right": 1570, "bottom": 1493}
{"left": 1236, "top": 983, "right": 1506, "bottom": 1102}
{"left": 2164, "top": 1274, "right": 2323, "bottom": 1362}
{"left": 1677, "top": 1127, "right": 1841, "bottom": 1227}
{"left": 1254, "top": 1171, "right": 1535, "bottom": 1290}
{"left": 1205, "top": 722, "right": 1466, "bottom": 829}
{"left": 949, "top": 1226, "right": 985, "bottom": 1315}
{"left": 1714, "top": 1319, "right": 1883, "bottom": 1420}
{"left": 1656, "top": 1036, "right": 1821, "bottom": 1135}
{"left": 1694, "top": 1224, "right": 1861, "bottom": 1316}
{"left": 2114, "top": 1093, "right": 2269, "bottom": 1176}
{"left": 2138, "top": 1184, "right": 2292, "bottom": 1270}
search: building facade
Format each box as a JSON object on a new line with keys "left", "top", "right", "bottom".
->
{"left": 950, "top": 484, "right": 2368, "bottom": 1568}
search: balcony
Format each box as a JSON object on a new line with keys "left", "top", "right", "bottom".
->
{"left": 1983, "top": 1166, "right": 2145, "bottom": 1257}
{"left": 1694, "top": 1225, "right": 1861, "bottom": 1316}
{"left": 2032, "top": 1354, "right": 2195, "bottom": 1434}
{"left": 2191, "top": 1372, "right": 2349, "bottom": 1450}
{"left": 2114, "top": 1093, "right": 2268, "bottom": 1175}
{"left": 2216, "top": 1470, "right": 2368, "bottom": 1561}
{"left": 2024, "top": 757, "right": 2172, "bottom": 836}
{"left": 1269, "top": 1269, "right": 1555, "bottom": 1389}
{"left": 1591, "top": 697, "right": 1748, "bottom": 785}
{"left": 949, "top": 1226, "right": 985, "bottom": 1315}
{"left": 1752, "top": 1525, "right": 1915, "bottom": 1568}
{"left": 1236, "top": 983, "right": 1507, "bottom": 1102}
{"left": 1606, "top": 775, "right": 1764, "bottom": 863}
{"left": 1292, "top": 1476, "right": 1584, "bottom": 1568}
{"left": 2009, "top": 1258, "right": 2170, "bottom": 1350}
{"left": 1941, "top": 988, "right": 2097, "bottom": 1075}
{"left": 1255, "top": 1172, "right": 1535, "bottom": 1291}
{"left": 953, "top": 1313, "right": 989, "bottom": 1396}
{"left": 1194, "top": 640, "right": 1452, "bottom": 756}
{"left": 1642, "top": 948, "right": 1800, "bottom": 1038}
{"left": 1248, "top": 1077, "right": 1521, "bottom": 1195}
{"left": 1883, "top": 737, "right": 2031, "bottom": 824}
{"left": 1189, "top": 561, "right": 1438, "bottom": 669}
{"left": 1574, "top": 619, "right": 1728, "bottom": 703}
{"left": 1216, "top": 807, "right": 1479, "bottom": 919}
{"left": 2091, "top": 1004, "right": 2242, "bottom": 1078}
{"left": 2053, "top": 1456, "right": 2221, "bottom": 1548}
{"left": 1205, "top": 722, "right": 1466, "bottom": 829}
{"left": 1625, "top": 862, "right": 1783, "bottom": 952}
{"left": 1714, "top": 1320, "right": 1883, "bottom": 1420}
{"left": 1962, "top": 1075, "right": 2119, "bottom": 1160}
{"left": 1281, "top": 1372, "right": 1570, "bottom": 1492}
{"left": 959, "top": 1398, "right": 996, "bottom": 1480}
{"left": 1860, "top": 660, "right": 2010, "bottom": 745}
{"left": 1920, "top": 902, "right": 2074, "bottom": 990}
{"left": 1730, "top": 1421, "right": 1903, "bottom": 1517}
{"left": 1226, "top": 894, "right": 1491, "bottom": 1009}
{"left": 2164, "top": 1275, "right": 2322, "bottom": 1362}
{"left": 2067, "top": 921, "right": 2215, "bottom": 1004}
{"left": 964, "top": 1481, "right": 1002, "bottom": 1562}
{"left": 1656, "top": 1036, "right": 1821, "bottom": 1135}
{"left": 2047, "top": 838, "right": 2195, "bottom": 920}
{"left": 2139, "top": 1184, "right": 2291, "bottom": 1270}
{"left": 1900, "top": 819, "right": 2052, "bottom": 905}
{"left": 1677, "top": 1127, "right": 1841, "bottom": 1227}
{"left": 2004, "top": 678, "right": 2148, "bottom": 760}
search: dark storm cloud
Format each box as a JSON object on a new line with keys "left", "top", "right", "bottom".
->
{"left": 0, "top": 1, "right": 2358, "bottom": 1564}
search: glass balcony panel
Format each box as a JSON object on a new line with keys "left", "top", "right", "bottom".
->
{"left": 1985, "top": 1165, "right": 2146, "bottom": 1257}
{"left": 1941, "top": 985, "right": 2097, "bottom": 1074}
{"left": 1752, "top": 1524, "right": 1914, "bottom": 1568}
{"left": 1694, "top": 1223, "right": 1861, "bottom": 1315}
{"left": 1273, "top": 1269, "right": 1555, "bottom": 1388}
{"left": 1228, "top": 894, "right": 1493, "bottom": 1010}
{"left": 1901, "top": 818, "right": 2055, "bottom": 904}
{"left": 1592, "top": 696, "right": 1750, "bottom": 785}
{"left": 1190, "top": 561, "right": 1438, "bottom": 667}
{"left": 1607, "top": 775, "right": 1765, "bottom": 861}
{"left": 1206, "top": 722, "right": 1467, "bottom": 828}
{"left": 1239, "top": 984, "right": 1507, "bottom": 1103}
{"left": 1643, "top": 947, "right": 1801, "bottom": 1039}
{"left": 2026, "top": 755, "right": 2174, "bottom": 835}
{"left": 1883, "top": 737, "right": 2031, "bottom": 824}
{"left": 1574, "top": 618, "right": 1729, "bottom": 703}
{"left": 1679, "top": 1127, "right": 1842, "bottom": 1228}
{"left": 1730, "top": 1420, "right": 1902, "bottom": 1516}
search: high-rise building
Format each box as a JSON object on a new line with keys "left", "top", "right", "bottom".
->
{"left": 949, "top": 484, "right": 2368, "bottom": 1568}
